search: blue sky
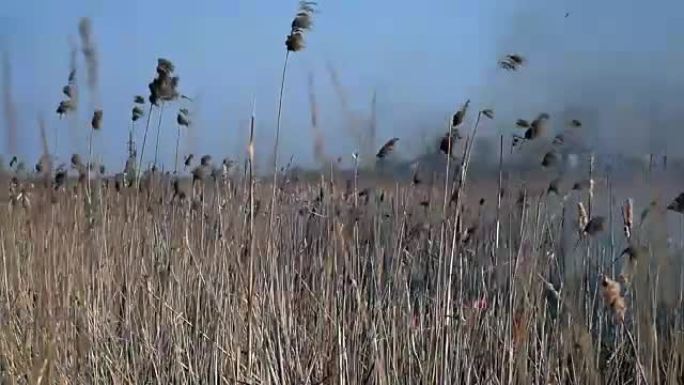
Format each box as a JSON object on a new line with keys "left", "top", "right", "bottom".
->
{"left": 1, "top": 0, "right": 684, "bottom": 170}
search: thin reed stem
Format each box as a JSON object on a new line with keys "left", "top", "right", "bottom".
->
{"left": 174, "top": 124, "right": 181, "bottom": 174}
{"left": 153, "top": 102, "right": 165, "bottom": 169}
{"left": 137, "top": 101, "right": 155, "bottom": 185}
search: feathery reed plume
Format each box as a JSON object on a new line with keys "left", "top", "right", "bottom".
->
{"left": 184, "top": 154, "right": 194, "bottom": 168}
{"left": 577, "top": 202, "right": 589, "bottom": 232}
{"left": 412, "top": 165, "right": 422, "bottom": 185}
{"left": 515, "top": 119, "right": 529, "bottom": 128}
{"left": 376, "top": 137, "right": 399, "bottom": 159}
{"left": 129, "top": 103, "right": 144, "bottom": 160}
{"left": 584, "top": 216, "right": 605, "bottom": 236}
{"left": 56, "top": 100, "right": 75, "bottom": 118}
{"left": 552, "top": 133, "right": 564, "bottom": 146}
{"left": 499, "top": 54, "right": 526, "bottom": 71}
{"left": 541, "top": 150, "right": 559, "bottom": 168}
{"left": 271, "top": 1, "right": 317, "bottom": 230}
{"left": 286, "top": 2, "right": 315, "bottom": 52}
{"left": 53, "top": 166, "right": 67, "bottom": 190}
{"left": 148, "top": 58, "right": 180, "bottom": 105}
{"left": 78, "top": 18, "right": 99, "bottom": 100}
{"left": 619, "top": 245, "right": 642, "bottom": 285}
{"left": 572, "top": 179, "right": 591, "bottom": 191}
{"left": 525, "top": 113, "right": 549, "bottom": 140}
{"left": 547, "top": 177, "right": 561, "bottom": 195}
{"left": 570, "top": 119, "right": 582, "bottom": 127}
{"left": 192, "top": 164, "right": 211, "bottom": 185}
{"left": 200, "top": 154, "right": 212, "bottom": 166}
{"left": 131, "top": 106, "right": 144, "bottom": 122}
{"left": 601, "top": 275, "right": 626, "bottom": 324}
{"left": 2, "top": 52, "right": 18, "bottom": 155}
{"left": 177, "top": 110, "right": 190, "bottom": 127}
{"left": 481, "top": 108, "right": 494, "bottom": 119}
{"left": 439, "top": 132, "right": 458, "bottom": 156}
{"left": 667, "top": 192, "right": 684, "bottom": 213}
{"left": 221, "top": 158, "right": 233, "bottom": 178}
{"left": 91, "top": 109, "right": 103, "bottom": 130}
{"left": 138, "top": 58, "right": 181, "bottom": 182}
{"left": 452, "top": 100, "right": 470, "bottom": 128}
{"left": 70, "top": 153, "right": 83, "bottom": 169}
{"left": 622, "top": 199, "right": 634, "bottom": 239}
{"left": 88, "top": 109, "right": 102, "bottom": 190}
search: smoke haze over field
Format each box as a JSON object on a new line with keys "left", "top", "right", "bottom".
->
{"left": 1, "top": 0, "right": 683, "bottom": 170}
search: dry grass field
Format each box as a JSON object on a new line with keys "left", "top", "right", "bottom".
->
{"left": 2, "top": 3, "right": 684, "bottom": 384}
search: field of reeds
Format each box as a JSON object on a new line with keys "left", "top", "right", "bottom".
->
{"left": 2, "top": 3, "right": 684, "bottom": 384}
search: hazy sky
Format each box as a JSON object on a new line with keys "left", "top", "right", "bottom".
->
{"left": 2, "top": 0, "right": 684, "bottom": 170}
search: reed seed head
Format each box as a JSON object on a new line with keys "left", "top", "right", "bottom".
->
{"left": 584, "top": 216, "right": 605, "bottom": 236}
{"left": 376, "top": 137, "right": 399, "bottom": 159}
{"left": 601, "top": 275, "right": 625, "bottom": 324}
{"left": 452, "top": 100, "right": 470, "bottom": 128}
{"left": 667, "top": 192, "right": 684, "bottom": 213}
{"left": 515, "top": 119, "right": 530, "bottom": 128}
{"left": 132, "top": 106, "right": 144, "bottom": 122}
{"left": 91, "top": 109, "right": 103, "bottom": 130}
{"left": 286, "top": 2, "right": 316, "bottom": 52}
{"left": 572, "top": 179, "right": 591, "bottom": 191}
{"left": 184, "top": 154, "right": 194, "bottom": 167}
{"left": 70, "top": 153, "right": 83, "bottom": 168}
{"left": 499, "top": 54, "right": 526, "bottom": 71}
{"left": 56, "top": 100, "right": 75, "bottom": 117}
{"left": 552, "top": 134, "right": 564, "bottom": 146}
{"left": 481, "top": 109, "right": 494, "bottom": 119}
{"left": 577, "top": 202, "right": 589, "bottom": 231}
{"left": 619, "top": 245, "right": 643, "bottom": 284}
{"left": 200, "top": 154, "right": 212, "bottom": 166}
{"left": 541, "top": 150, "right": 559, "bottom": 168}
{"left": 547, "top": 177, "right": 561, "bottom": 195}
{"left": 177, "top": 111, "right": 191, "bottom": 127}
